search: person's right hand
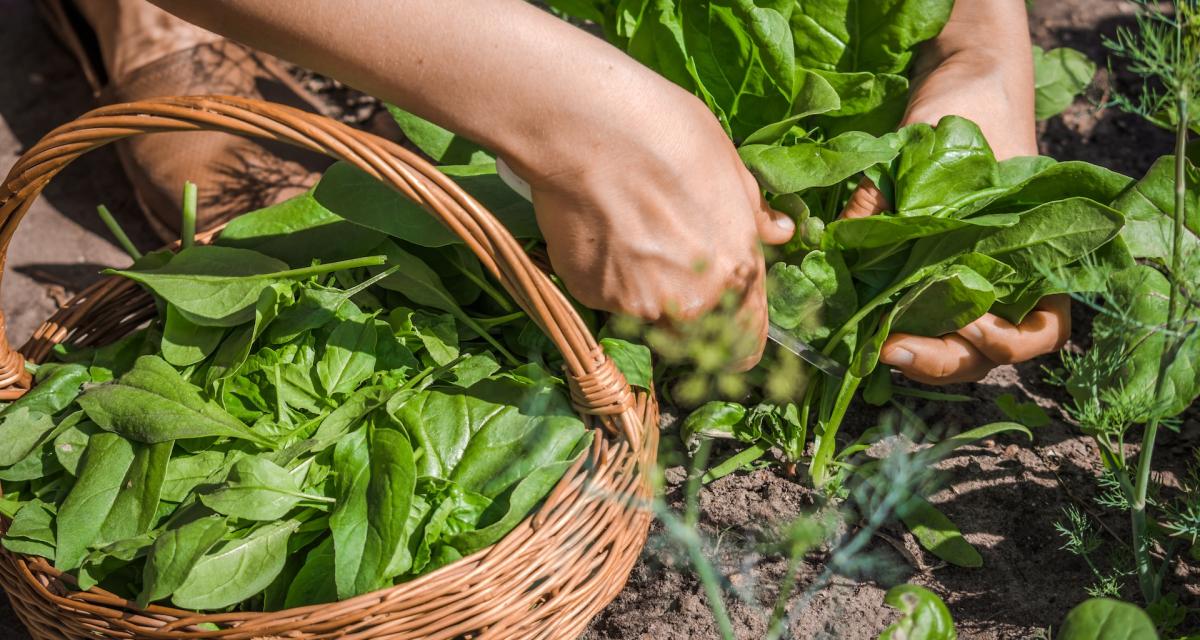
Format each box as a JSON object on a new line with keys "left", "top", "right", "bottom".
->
{"left": 518, "top": 90, "right": 794, "bottom": 371}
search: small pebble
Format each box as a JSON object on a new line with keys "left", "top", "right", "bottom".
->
{"left": 1003, "top": 444, "right": 1020, "bottom": 458}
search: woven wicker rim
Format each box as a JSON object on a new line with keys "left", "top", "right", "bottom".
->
{"left": 0, "top": 95, "right": 657, "bottom": 639}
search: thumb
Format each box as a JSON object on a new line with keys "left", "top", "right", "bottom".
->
{"left": 840, "top": 178, "right": 890, "bottom": 219}
{"left": 754, "top": 196, "right": 796, "bottom": 245}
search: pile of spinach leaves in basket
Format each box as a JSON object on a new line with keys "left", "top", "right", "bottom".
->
{"left": 0, "top": 169, "right": 651, "bottom": 611}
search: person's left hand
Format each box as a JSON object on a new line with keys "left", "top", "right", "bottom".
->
{"left": 840, "top": 0, "right": 1071, "bottom": 384}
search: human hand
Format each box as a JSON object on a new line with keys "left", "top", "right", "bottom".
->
{"left": 841, "top": 0, "right": 1070, "bottom": 384}
{"left": 520, "top": 88, "right": 795, "bottom": 371}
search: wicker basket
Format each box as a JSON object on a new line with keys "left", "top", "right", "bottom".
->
{"left": 0, "top": 95, "right": 658, "bottom": 639}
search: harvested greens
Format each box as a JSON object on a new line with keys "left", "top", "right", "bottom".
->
{"left": 0, "top": 170, "right": 649, "bottom": 612}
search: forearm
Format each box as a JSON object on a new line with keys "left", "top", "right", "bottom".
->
{"left": 146, "top": 0, "right": 682, "bottom": 177}
{"left": 907, "top": 0, "right": 1036, "bottom": 157}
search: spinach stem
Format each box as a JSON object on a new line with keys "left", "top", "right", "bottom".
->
{"left": 96, "top": 205, "right": 143, "bottom": 260}
{"left": 702, "top": 442, "right": 769, "bottom": 484}
{"left": 809, "top": 373, "right": 862, "bottom": 487}
{"left": 276, "top": 256, "right": 388, "bottom": 280}
{"left": 181, "top": 181, "right": 198, "bottom": 250}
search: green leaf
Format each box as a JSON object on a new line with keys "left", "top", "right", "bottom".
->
{"left": 54, "top": 432, "right": 136, "bottom": 570}
{"left": 1057, "top": 598, "right": 1158, "bottom": 640}
{"left": 899, "top": 496, "right": 982, "bottom": 568}
{"left": 171, "top": 520, "right": 299, "bottom": 610}
{"left": 923, "top": 422, "right": 1032, "bottom": 463}
{"left": 78, "top": 356, "right": 271, "bottom": 446}
{"left": 317, "top": 317, "right": 378, "bottom": 396}
{"left": 200, "top": 456, "right": 328, "bottom": 521}
{"left": 330, "top": 420, "right": 416, "bottom": 599}
{"left": 284, "top": 536, "right": 338, "bottom": 607}
{"left": 214, "top": 193, "right": 385, "bottom": 267}
{"left": 139, "top": 514, "right": 227, "bottom": 607}
{"left": 994, "top": 394, "right": 1051, "bottom": 428}
{"left": 767, "top": 250, "right": 857, "bottom": 346}
{"left": 827, "top": 213, "right": 1018, "bottom": 250}
{"left": 161, "top": 451, "right": 227, "bottom": 502}
{"left": 1076, "top": 265, "right": 1200, "bottom": 419}
{"left": 739, "top": 131, "right": 900, "bottom": 194}
{"left": 161, "top": 305, "right": 226, "bottom": 367}
{"left": 386, "top": 104, "right": 492, "bottom": 165}
{"left": 974, "top": 198, "right": 1126, "bottom": 275}
{"left": 448, "top": 353, "right": 501, "bottom": 389}
{"left": 879, "top": 584, "right": 957, "bottom": 640}
{"left": 1111, "top": 156, "right": 1200, "bottom": 280}
{"left": 109, "top": 245, "right": 382, "bottom": 326}
{"left": 891, "top": 265, "right": 996, "bottom": 337}
{"left": 730, "top": 0, "right": 794, "bottom": 96}
{"left": 206, "top": 284, "right": 287, "bottom": 384}
{"left": 790, "top": 0, "right": 954, "bottom": 74}
{"left": 2, "top": 500, "right": 57, "bottom": 560}
{"left": 741, "top": 69, "right": 841, "bottom": 145}
{"left": 97, "top": 441, "right": 172, "bottom": 545}
{"left": 312, "top": 161, "right": 540, "bottom": 247}
{"left": 681, "top": 401, "right": 747, "bottom": 444}
{"left": 600, "top": 338, "right": 653, "bottom": 389}
{"left": 0, "top": 364, "right": 89, "bottom": 466}
{"left": 1032, "top": 46, "right": 1096, "bottom": 121}
{"left": 891, "top": 117, "right": 998, "bottom": 217}
{"left": 393, "top": 381, "right": 587, "bottom": 499}
{"left": 810, "top": 70, "right": 909, "bottom": 136}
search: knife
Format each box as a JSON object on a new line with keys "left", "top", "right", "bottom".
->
{"left": 768, "top": 322, "right": 847, "bottom": 379}
{"left": 496, "top": 160, "right": 845, "bottom": 378}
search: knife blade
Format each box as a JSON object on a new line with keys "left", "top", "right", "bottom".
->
{"left": 767, "top": 322, "right": 847, "bottom": 379}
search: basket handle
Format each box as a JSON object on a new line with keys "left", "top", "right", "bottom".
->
{"left": 0, "top": 95, "right": 643, "bottom": 446}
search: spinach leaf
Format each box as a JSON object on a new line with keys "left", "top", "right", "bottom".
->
{"left": 1032, "top": 46, "right": 1096, "bottom": 121}
{"left": 138, "top": 514, "right": 227, "bottom": 607}
{"left": 109, "top": 245, "right": 382, "bottom": 327}
{"left": 79, "top": 356, "right": 272, "bottom": 447}
{"left": 827, "top": 213, "right": 1017, "bottom": 250}
{"left": 1110, "top": 155, "right": 1200, "bottom": 280}
{"left": 767, "top": 250, "right": 857, "bottom": 345}
{"left": 161, "top": 451, "right": 227, "bottom": 502}
{"left": 329, "top": 421, "right": 417, "bottom": 598}
{"left": 739, "top": 132, "right": 900, "bottom": 194}
{"left": 55, "top": 433, "right": 136, "bottom": 570}
{"left": 600, "top": 337, "right": 654, "bottom": 389}
{"left": 215, "top": 194, "right": 385, "bottom": 267}
{"left": 161, "top": 305, "right": 225, "bottom": 367}
{"left": 312, "top": 161, "right": 540, "bottom": 246}
{"left": 891, "top": 265, "right": 996, "bottom": 337}
{"left": 283, "top": 536, "right": 338, "bottom": 608}
{"left": 879, "top": 584, "right": 957, "bottom": 640}
{"left": 890, "top": 117, "right": 998, "bottom": 218}
{"left": 898, "top": 496, "right": 983, "bottom": 568}
{"left": 973, "top": 198, "right": 1125, "bottom": 274}
{"left": 386, "top": 104, "right": 492, "bottom": 165}
{"left": 317, "top": 316, "right": 378, "bottom": 396}
{"left": 809, "top": 70, "right": 909, "bottom": 136}
{"left": 789, "top": 0, "right": 954, "bottom": 74}
{"left": 1057, "top": 598, "right": 1158, "bottom": 640}
{"left": 392, "top": 380, "right": 587, "bottom": 499}
{"left": 97, "top": 441, "right": 172, "bottom": 545}
{"left": 171, "top": 520, "right": 299, "bottom": 610}
{"left": 200, "top": 456, "right": 331, "bottom": 521}
{"left": 2, "top": 500, "right": 57, "bottom": 560}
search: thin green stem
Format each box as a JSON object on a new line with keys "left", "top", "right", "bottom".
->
{"left": 276, "top": 256, "right": 388, "bottom": 280}
{"left": 96, "top": 205, "right": 143, "bottom": 260}
{"left": 181, "top": 181, "right": 197, "bottom": 249}
{"left": 809, "top": 373, "right": 863, "bottom": 488}
{"left": 702, "top": 442, "right": 769, "bottom": 484}
{"left": 1131, "top": 82, "right": 1190, "bottom": 605}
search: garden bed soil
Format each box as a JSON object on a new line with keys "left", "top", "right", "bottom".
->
{"left": 0, "top": 0, "right": 1196, "bottom": 638}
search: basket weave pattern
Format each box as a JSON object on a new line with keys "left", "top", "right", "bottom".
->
{"left": 0, "top": 96, "right": 657, "bottom": 639}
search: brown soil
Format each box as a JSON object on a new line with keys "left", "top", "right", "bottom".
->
{"left": 0, "top": 1, "right": 1196, "bottom": 639}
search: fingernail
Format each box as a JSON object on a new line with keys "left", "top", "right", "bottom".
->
{"left": 960, "top": 322, "right": 984, "bottom": 341}
{"left": 882, "top": 346, "right": 915, "bottom": 367}
{"left": 776, "top": 215, "right": 795, "bottom": 232}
